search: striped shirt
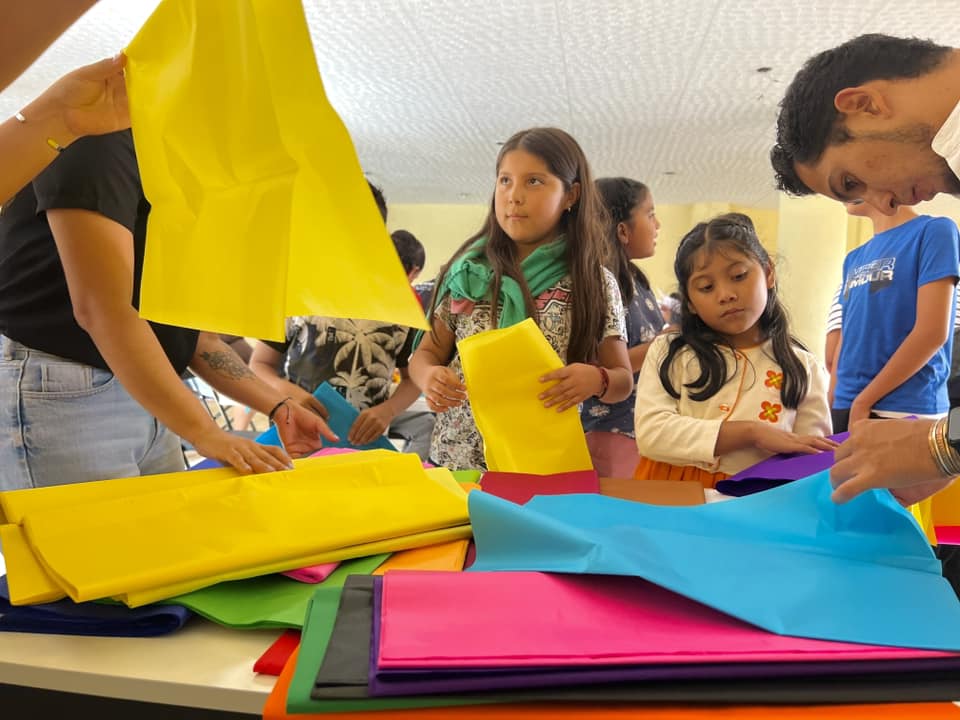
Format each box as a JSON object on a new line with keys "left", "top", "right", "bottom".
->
{"left": 827, "top": 283, "right": 960, "bottom": 332}
{"left": 825, "top": 284, "right": 843, "bottom": 333}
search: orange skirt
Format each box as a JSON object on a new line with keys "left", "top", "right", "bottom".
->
{"left": 633, "top": 457, "right": 729, "bottom": 489}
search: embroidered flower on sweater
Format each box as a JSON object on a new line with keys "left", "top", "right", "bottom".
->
{"left": 764, "top": 370, "right": 783, "bottom": 389}
{"left": 758, "top": 401, "right": 782, "bottom": 423}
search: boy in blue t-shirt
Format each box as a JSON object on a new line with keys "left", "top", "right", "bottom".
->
{"left": 831, "top": 203, "right": 960, "bottom": 432}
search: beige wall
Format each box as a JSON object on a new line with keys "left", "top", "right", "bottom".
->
{"left": 388, "top": 195, "right": 960, "bottom": 362}
{"left": 636, "top": 202, "right": 780, "bottom": 299}
{"left": 387, "top": 203, "right": 488, "bottom": 281}
{"left": 776, "top": 195, "right": 850, "bottom": 360}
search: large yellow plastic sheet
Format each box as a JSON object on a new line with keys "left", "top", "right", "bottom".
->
{"left": 124, "top": 0, "right": 426, "bottom": 340}
{"left": 0, "top": 524, "right": 61, "bottom": 604}
{"left": 0, "top": 454, "right": 393, "bottom": 604}
{"left": 0, "top": 463, "right": 245, "bottom": 525}
{"left": 3, "top": 452, "right": 470, "bottom": 606}
{"left": 1, "top": 462, "right": 251, "bottom": 604}
{"left": 458, "top": 318, "right": 593, "bottom": 474}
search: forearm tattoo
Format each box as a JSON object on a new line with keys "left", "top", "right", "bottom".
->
{"left": 200, "top": 351, "right": 255, "bottom": 380}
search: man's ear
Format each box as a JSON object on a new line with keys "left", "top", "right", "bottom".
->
{"left": 834, "top": 86, "right": 891, "bottom": 118}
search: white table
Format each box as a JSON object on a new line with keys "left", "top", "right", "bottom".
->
{"left": 0, "top": 551, "right": 278, "bottom": 716}
{"left": 0, "top": 621, "right": 277, "bottom": 715}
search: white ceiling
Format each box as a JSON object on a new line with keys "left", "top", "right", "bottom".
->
{"left": 2, "top": 0, "right": 959, "bottom": 208}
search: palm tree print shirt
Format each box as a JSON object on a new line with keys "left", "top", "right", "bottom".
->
{"left": 272, "top": 317, "right": 412, "bottom": 410}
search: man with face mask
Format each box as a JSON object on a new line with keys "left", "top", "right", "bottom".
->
{"left": 772, "top": 33, "right": 960, "bottom": 506}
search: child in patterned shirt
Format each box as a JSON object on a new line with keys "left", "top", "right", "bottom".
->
{"left": 410, "top": 127, "right": 633, "bottom": 470}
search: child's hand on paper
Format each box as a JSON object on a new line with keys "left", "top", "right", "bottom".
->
{"left": 424, "top": 366, "right": 467, "bottom": 413}
{"left": 349, "top": 404, "right": 395, "bottom": 446}
{"left": 752, "top": 424, "right": 839, "bottom": 456}
{"left": 538, "top": 363, "right": 602, "bottom": 412}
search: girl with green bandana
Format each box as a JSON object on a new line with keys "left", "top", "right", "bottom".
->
{"left": 409, "top": 127, "right": 633, "bottom": 470}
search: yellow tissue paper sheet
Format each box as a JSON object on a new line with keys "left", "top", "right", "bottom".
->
{"left": 124, "top": 0, "right": 426, "bottom": 340}
{"left": 909, "top": 497, "right": 936, "bottom": 545}
{"left": 0, "top": 453, "right": 404, "bottom": 604}
{"left": 457, "top": 317, "right": 593, "bottom": 474}
{"left": 0, "top": 524, "right": 63, "bottom": 605}
{"left": 7, "top": 452, "right": 469, "bottom": 606}
{"left": 120, "top": 525, "right": 471, "bottom": 607}
{"left": 1, "top": 463, "right": 251, "bottom": 604}
{"left": 0, "top": 463, "right": 244, "bottom": 525}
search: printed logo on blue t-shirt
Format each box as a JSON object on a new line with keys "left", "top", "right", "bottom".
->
{"left": 843, "top": 257, "right": 895, "bottom": 299}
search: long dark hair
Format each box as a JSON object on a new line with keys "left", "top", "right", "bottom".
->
{"left": 429, "top": 127, "right": 610, "bottom": 364}
{"left": 659, "top": 213, "right": 809, "bottom": 408}
{"left": 595, "top": 177, "right": 651, "bottom": 304}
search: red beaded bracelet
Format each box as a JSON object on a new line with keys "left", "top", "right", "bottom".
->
{"left": 594, "top": 365, "right": 609, "bottom": 399}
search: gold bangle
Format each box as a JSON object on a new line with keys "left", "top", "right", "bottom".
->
{"left": 929, "top": 419, "right": 951, "bottom": 476}
{"left": 936, "top": 420, "right": 954, "bottom": 475}
{"left": 937, "top": 419, "right": 960, "bottom": 475}
{"left": 13, "top": 111, "right": 65, "bottom": 153}
{"left": 930, "top": 418, "right": 960, "bottom": 477}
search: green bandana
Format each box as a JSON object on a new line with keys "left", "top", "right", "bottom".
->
{"left": 437, "top": 236, "right": 568, "bottom": 327}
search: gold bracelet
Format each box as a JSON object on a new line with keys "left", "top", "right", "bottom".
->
{"left": 929, "top": 419, "right": 950, "bottom": 476}
{"left": 936, "top": 419, "right": 960, "bottom": 475}
{"left": 930, "top": 418, "right": 960, "bottom": 477}
{"left": 934, "top": 420, "right": 952, "bottom": 475}
{"left": 13, "top": 111, "right": 65, "bottom": 153}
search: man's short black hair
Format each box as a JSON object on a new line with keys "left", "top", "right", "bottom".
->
{"left": 771, "top": 33, "right": 951, "bottom": 196}
{"left": 391, "top": 229, "right": 425, "bottom": 275}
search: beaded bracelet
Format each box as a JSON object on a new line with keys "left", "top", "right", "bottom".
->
{"left": 14, "top": 111, "right": 66, "bottom": 153}
{"left": 267, "top": 397, "right": 292, "bottom": 425}
{"left": 594, "top": 366, "right": 609, "bottom": 399}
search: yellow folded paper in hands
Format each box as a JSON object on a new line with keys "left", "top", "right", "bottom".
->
{"left": 124, "top": 0, "right": 426, "bottom": 340}
{"left": 458, "top": 318, "right": 593, "bottom": 474}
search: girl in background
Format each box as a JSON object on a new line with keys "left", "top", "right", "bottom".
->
{"left": 633, "top": 213, "right": 834, "bottom": 488}
{"left": 410, "top": 127, "right": 632, "bottom": 470}
{"left": 581, "top": 177, "right": 664, "bottom": 478}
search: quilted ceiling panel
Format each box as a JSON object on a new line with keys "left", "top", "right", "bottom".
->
{"left": 1, "top": 0, "right": 958, "bottom": 207}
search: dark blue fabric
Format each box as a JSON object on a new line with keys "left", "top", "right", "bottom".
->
{"left": 0, "top": 575, "right": 192, "bottom": 637}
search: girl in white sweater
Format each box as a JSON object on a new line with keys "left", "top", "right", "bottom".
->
{"left": 633, "top": 213, "right": 835, "bottom": 488}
